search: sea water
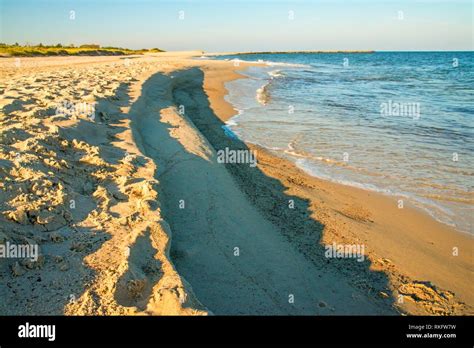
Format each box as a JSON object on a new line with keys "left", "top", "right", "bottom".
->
{"left": 216, "top": 52, "right": 474, "bottom": 233}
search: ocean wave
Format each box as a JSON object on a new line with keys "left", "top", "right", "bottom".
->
{"left": 294, "top": 158, "right": 395, "bottom": 195}
{"left": 254, "top": 69, "right": 288, "bottom": 105}
{"left": 293, "top": 158, "right": 467, "bottom": 232}
{"left": 225, "top": 109, "right": 243, "bottom": 126}
{"left": 268, "top": 69, "right": 284, "bottom": 78}
{"left": 420, "top": 193, "right": 474, "bottom": 204}
{"left": 326, "top": 101, "right": 360, "bottom": 111}
{"left": 256, "top": 82, "right": 271, "bottom": 105}
{"left": 284, "top": 140, "right": 364, "bottom": 170}
{"left": 227, "top": 58, "right": 310, "bottom": 68}
{"left": 263, "top": 60, "right": 310, "bottom": 68}
{"left": 220, "top": 52, "right": 474, "bottom": 234}
{"left": 284, "top": 140, "right": 314, "bottom": 158}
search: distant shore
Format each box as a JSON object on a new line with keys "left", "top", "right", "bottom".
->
{"left": 205, "top": 50, "right": 375, "bottom": 56}
{"left": 0, "top": 44, "right": 164, "bottom": 57}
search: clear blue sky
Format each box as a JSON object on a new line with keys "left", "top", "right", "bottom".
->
{"left": 0, "top": 0, "right": 472, "bottom": 51}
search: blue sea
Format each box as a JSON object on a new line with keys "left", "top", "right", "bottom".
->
{"left": 214, "top": 52, "right": 474, "bottom": 233}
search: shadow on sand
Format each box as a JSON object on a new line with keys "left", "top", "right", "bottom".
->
{"left": 128, "top": 67, "right": 399, "bottom": 315}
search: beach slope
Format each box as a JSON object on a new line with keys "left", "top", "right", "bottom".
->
{"left": 0, "top": 53, "right": 471, "bottom": 315}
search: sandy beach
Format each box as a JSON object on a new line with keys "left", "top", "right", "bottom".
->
{"left": 0, "top": 52, "right": 472, "bottom": 315}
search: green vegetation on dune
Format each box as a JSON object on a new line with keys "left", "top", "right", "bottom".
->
{"left": 0, "top": 43, "right": 164, "bottom": 57}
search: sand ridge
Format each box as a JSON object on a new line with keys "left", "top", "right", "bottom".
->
{"left": 130, "top": 67, "right": 393, "bottom": 315}
{"left": 0, "top": 53, "right": 207, "bottom": 315}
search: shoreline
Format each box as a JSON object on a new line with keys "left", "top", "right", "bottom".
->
{"left": 199, "top": 60, "right": 473, "bottom": 313}
{"left": 0, "top": 53, "right": 472, "bottom": 315}
{"left": 216, "top": 58, "right": 472, "bottom": 236}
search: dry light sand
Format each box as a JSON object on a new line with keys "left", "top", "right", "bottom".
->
{"left": 0, "top": 52, "right": 472, "bottom": 315}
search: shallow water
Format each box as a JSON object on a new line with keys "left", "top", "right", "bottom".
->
{"left": 216, "top": 52, "right": 474, "bottom": 233}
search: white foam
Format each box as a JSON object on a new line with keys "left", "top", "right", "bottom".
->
{"left": 256, "top": 82, "right": 270, "bottom": 105}
{"left": 231, "top": 58, "right": 310, "bottom": 68}
{"left": 225, "top": 109, "right": 243, "bottom": 126}
{"left": 263, "top": 60, "right": 309, "bottom": 68}
{"left": 293, "top": 158, "right": 466, "bottom": 232}
{"left": 269, "top": 69, "right": 284, "bottom": 78}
